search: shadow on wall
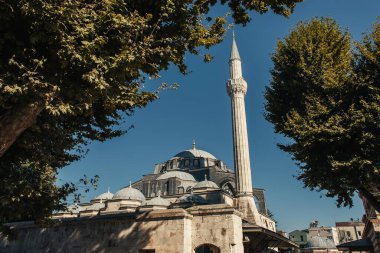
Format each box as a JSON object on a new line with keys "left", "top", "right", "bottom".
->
{"left": 1, "top": 212, "right": 164, "bottom": 253}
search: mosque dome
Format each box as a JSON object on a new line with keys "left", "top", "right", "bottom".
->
{"left": 306, "top": 236, "right": 336, "bottom": 249}
{"left": 173, "top": 149, "right": 216, "bottom": 160}
{"left": 67, "top": 204, "right": 82, "bottom": 214}
{"left": 157, "top": 171, "right": 196, "bottom": 181}
{"left": 175, "top": 193, "right": 208, "bottom": 204}
{"left": 94, "top": 191, "right": 113, "bottom": 200}
{"left": 146, "top": 196, "right": 170, "bottom": 207}
{"left": 87, "top": 202, "right": 106, "bottom": 211}
{"left": 173, "top": 141, "right": 217, "bottom": 160}
{"left": 113, "top": 186, "right": 146, "bottom": 201}
{"left": 193, "top": 176, "right": 219, "bottom": 189}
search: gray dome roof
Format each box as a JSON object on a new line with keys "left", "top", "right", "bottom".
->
{"left": 66, "top": 204, "right": 82, "bottom": 214}
{"left": 306, "top": 236, "right": 336, "bottom": 249}
{"left": 146, "top": 196, "right": 170, "bottom": 207}
{"left": 94, "top": 191, "right": 113, "bottom": 200}
{"left": 173, "top": 148, "right": 216, "bottom": 160}
{"left": 157, "top": 171, "right": 196, "bottom": 181}
{"left": 113, "top": 186, "right": 145, "bottom": 201}
{"left": 175, "top": 194, "right": 208, "bottom": 204}
{"left": 87, "top": 202, "right": 106, "bottom": 211}
{"left": 193, "top": 176, "right": 219, "bottom": 189}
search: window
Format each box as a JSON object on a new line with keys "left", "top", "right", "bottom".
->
{"left": 193, "top": 159, "right": 199, "bottom": 167}
{"left": 195, "top": 244, "right": 220, "bottom": 253}
{"left": 300, "top": 235, "right": 304, "bottom": 241}
{"left": 184, "top": 159, "right": 190, "bottom": 166}
{"left": 358, "top": 231, "right": 362, "bottom": 236}
{"left": 347, "top": 231, "right": 351, "bottom": 238}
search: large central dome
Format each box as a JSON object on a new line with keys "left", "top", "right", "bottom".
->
{"left": 173, "top": 142, "right": 217, "bottom": 160}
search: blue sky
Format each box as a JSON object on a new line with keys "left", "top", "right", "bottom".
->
{"left": 59, "top": 0, "right": 380, "bottom": 232}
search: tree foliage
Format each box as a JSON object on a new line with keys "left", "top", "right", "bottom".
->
{"left": 0, "top": 0, "right": 302, "bottom": 223}
{"left": 265, "top": 18, "right": 380, "bottom": 207}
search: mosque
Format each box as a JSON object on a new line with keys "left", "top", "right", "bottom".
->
{"left": 1, "top": 34, "right": 298, "bottom": 253}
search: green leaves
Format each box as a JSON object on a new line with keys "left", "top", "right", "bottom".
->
{"left": 265, "top": 18, "right": 380, "bottom": 207}
{"left": 0, "top": 0, "right": 302, "bottom": 223}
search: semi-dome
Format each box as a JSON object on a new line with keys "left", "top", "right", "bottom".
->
{"left": 306, "top": 236, "right": 336, "bottom": 249}
{"left": 193, "top": 176, "right": 219, "bottom": 189}
{"left": 157, "top": 171, "right": 196, "bottom": 181}
{"left": 94, "top": 190, "right": 113, "bottom": 200}
{"left": 113, "top": 185, "right": 146, "bottom": 202}
{"left": 146, "top": 195, "right": 170, "bottom": 207}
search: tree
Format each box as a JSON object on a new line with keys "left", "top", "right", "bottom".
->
{"left": 0, "top": 0, "right": 302, "bottom": 223}
{"left": 265, "top": 18, "right": 380, "bottom": 209}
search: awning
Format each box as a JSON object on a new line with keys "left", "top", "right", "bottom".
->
{"left": 337, "top": 238, "right": 373, "bottom": 252}
{"left": 243, "top": 224, "right": 299, "bottom": 251}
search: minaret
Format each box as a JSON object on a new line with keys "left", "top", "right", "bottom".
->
{"left": 227, "top": 32, "right": 259, "bottom": 224}
{"left": 227, "top": 32, "right": 253, "bottom": 197}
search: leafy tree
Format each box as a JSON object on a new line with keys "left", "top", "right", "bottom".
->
{"left": 0, "top": 0, "right": 302, "bottom": 223}
{"left": 265, "top": 18, "right": 380, "bottom": 209}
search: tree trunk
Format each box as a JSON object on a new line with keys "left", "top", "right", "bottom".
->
{"left": 0, "top": 101, "right": 45, "bottom": 158}
{"left": 358, "top": 187, "right": 380, "bottom": 214}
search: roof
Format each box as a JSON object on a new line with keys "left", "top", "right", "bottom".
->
{"left": 157, "top": 171, "right": 196, "bottom": 181}
{"left": 175, "top": 194, "right": 208, "bottom": 204}
{"left": 243, "top": 224, "right": 299, "bottom": 249}
{"left": 306, "top": 236, "right": 336, "bottom": 249}
{"left": 337, "top": 238, "right": 373, "bottom": 251}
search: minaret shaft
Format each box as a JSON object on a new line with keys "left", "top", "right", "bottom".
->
{"left": 231, "top": 95, "right": 252, "bottom": 195}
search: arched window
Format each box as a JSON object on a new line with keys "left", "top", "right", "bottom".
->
{"left": 194, "top": 244, "right": 220, "bottom": 253}
{"left": 221, "top": 182, "right": 235, "bottom": 196}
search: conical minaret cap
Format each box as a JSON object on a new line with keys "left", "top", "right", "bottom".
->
{"left": 230, "top": 31, "right": 241, "bottom": 61}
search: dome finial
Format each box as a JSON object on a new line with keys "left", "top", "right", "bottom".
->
{"left": 204, "top": 174, "right": 208, "bottom": 181}
{"left": 129, "top": 181, "right": 132, "bottom": 188}
{"left": 107, "top": 186, "right": 110, "bottom": 193}
{"left": 192, "top": 139, "right": 196, "bottom": 150}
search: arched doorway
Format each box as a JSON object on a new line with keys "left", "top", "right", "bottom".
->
{"left": 194, "top": 244, "right": 220, "bottom": 253}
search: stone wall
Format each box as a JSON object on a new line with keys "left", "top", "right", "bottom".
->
{"left": 1, "top": 204, "right": 244, "bottom": 253}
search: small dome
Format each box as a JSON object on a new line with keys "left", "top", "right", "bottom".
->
{"left": 146, "top": 196, "right": 170, "bottom": 207}
{"left": 113, "top": 186, "right": 145, "bottom": 201}
{"left": 66, "top": 204, "right": 82, "bottom": 214}
{"left": 193, "top": 176, "right": 219, "bottom": 189}
{"left": 306, "top": 236, "right": 336, "bottom": 249}
{"left": 86, "top": 202, "right": 106, "bottom": 211}
{"left": 175, "top": 193, "right": 208, "bottom": 204}
{"left": 94, "top": 191, "right": 113, "bottom": 200}
{"left": 157, "top": 171, "right": 196, "bottom": 181}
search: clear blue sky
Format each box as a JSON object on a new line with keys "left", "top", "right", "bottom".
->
{"left": 59, "top": 0, "right": 380, "bottom": 232}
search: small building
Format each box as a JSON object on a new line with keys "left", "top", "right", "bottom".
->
{"left": 335, "top": 221, "right": 365, "bottom": 244}
{"left": 308, "top": 226, "right": 339, "bottom": 246}
{"left": 289, "top": 230, "right": 309, "bottom": 248}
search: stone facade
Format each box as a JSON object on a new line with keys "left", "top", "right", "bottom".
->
{"left": 1, "top": 205, "right": 243, "bottom": 253}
